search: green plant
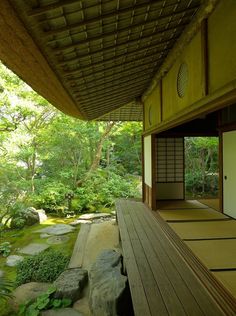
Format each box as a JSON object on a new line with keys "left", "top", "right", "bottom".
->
{"left": 0, "top": 241, "right": 11, "bottom": 257}
{"left": 16, "top": 249, "right": 69, "bottom": 286}
{"left": 18, "top": 286, "right": 72, "bottom": 316}
{"left": 0, "top": 276, "right": 14, "bottom": 302}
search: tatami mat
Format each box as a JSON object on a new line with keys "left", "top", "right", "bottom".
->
{"left": 156, "top": 200, "right": 207, "bottom": 210}
{"left": 198, "top": 199, "right": 220, "bottom": 211}
{"left": 159, "top": 208, "right": 227, "bottom": 222}
{"left": 185, "top": 239, "right": 236, "bottom": 269}
{"left": 169, "top": 220, "right": 236, "bottom": 239}
{"left": 213, "top": 271, "right": 236, "bottom": 298}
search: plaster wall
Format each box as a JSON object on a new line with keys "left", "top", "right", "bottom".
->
{"left": 144, "top": 135, "right": 152, "bottom": 187}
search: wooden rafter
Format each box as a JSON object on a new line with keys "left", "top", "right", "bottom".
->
{"left": 76, "top": 74, "right": 153, "bottom": 95}
{"left": 66, "top": 59, "right": 161, "bottom": 83}
{"left": 64, "top": 52, "right": 164, "bottom": 76}
{"left": 52, "top": 27, "right": 181, "bottom": 54}
{"left": 57, "top": 38, "right": 172, "bottom": 66}
{"left": 42, "top": 0, "right": 173, "bottom": 36}
{"left": 47, "top": 12, "right": 191, "bottom": 47}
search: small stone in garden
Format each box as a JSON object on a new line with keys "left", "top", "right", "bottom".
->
{"left": 79, "top": 213, "right": 111, "bottom": 220}
{"left": 6, "top": 255, "right": 24, "bottom": 267}
{"left": 70, "top": 219, "right": 92, "bottom": 226}
{"left": 111, "top": 210, "right": 116, "bottom": 215}
{"left": 36, "top": 224, "right": 75, "bottom": 235}
{"left": 41, "top": 308, "right": 83, "bottom": 316}
{"left": 47, "top": 235, "right": 69, "bottom": 245}
{"left": 40, "top": 233, "right": 51, "bottom": 239}
{"left": 54, "top": 268, "right": 88, "bottom": 302}
{"left": 18, "top": 243, "right": 50, "bottom": 255}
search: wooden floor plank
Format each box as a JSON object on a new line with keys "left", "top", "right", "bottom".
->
{"left": 69, "top": 223, "right": 90, "bottom": 268}
{"left": 126, "top": 204, "right": 189, "bottom": 316}
{"left": 131, "top": 204, "right": 204, "bottom": 316}
{"left": 116, "top": 202, "right": 152, "bottom": 316}
{"left": 116, "top": 200, "right": 236, "bottom": 316}
{"left": 122, "top": 204, "right": 168, "bottom": 316}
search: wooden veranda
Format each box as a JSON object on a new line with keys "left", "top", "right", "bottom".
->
{"left": 116, "top": 199, "right": 236, "bottom": 316}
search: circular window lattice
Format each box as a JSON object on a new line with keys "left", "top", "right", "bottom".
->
{"left": 177, "top": 63, "right": 188, "bottom": 98}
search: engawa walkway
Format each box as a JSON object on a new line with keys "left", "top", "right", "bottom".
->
{"left": 116, "top": 199, "right": 236, "bottom": 316}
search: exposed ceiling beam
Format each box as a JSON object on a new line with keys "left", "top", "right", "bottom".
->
{"left": 79, "top": 89, "right": 143, "bottom": 107}
{"left": 77, "top": 80, "right": 149, "bottom": 101}
{"left": 51, "top": 20, "right": 185, "bottom": 53}
{"left": 43, "top": 0, "right": 170, "bottom": 36}
{"left": 47, "top": 11, "right": 191, "bottom": 47}
{"left": 28, "top": 0, "right": 112, "bottom": 17}
{"left": 76, "top": 74, "right": 153, "bottom": 95}
{"left": 57, "top": 38, "right": 172, "bottom": 66}
{"left": 66, "top": 58, "right": 160, "bottom": 83}
{"left": 68, "top": 62, "right": 159, "bottom": 86}
{"left": 64, "top": 51, "right": 164, "bottom": 76}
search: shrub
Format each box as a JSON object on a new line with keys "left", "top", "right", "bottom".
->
{"left": 16, "top": 249, "right": 69, "bottom": 286}
{"left": 0, "top": 242, "right": 11, "bottom": 257}
{"left": 0, "top": 277, "right": 14, "bottom": 302}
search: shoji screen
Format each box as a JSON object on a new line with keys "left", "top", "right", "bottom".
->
{"left": 156, "top": 137, "right": 184, "bottom": 200}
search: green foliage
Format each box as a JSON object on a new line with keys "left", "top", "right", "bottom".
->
{"left": 73, "top": 169, "right": 140, "bottom": 212}
{"left": 0, "top": 242, "right": 11, "bottom": 257}
{"left": 185, "top": 137, "right": 219, "bottom": 197}
{"left": 16, "top": 249, "right": 69, "bottom": 286}
{"left": 0, "top": 276, "right": 14, "bottom": 302}
{"left": 18, "top": 286, "right": 72, "bottom": 316}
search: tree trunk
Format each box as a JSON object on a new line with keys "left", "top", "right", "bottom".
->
{"left": 77, "top": 122, "right": 115, "bottom": 186}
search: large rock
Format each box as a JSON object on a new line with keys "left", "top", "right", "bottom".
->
{"left": 11, "top": 282, "right": 51, "bottom": 310}
{"left": 36, "top": 224, "right": 75, "bottom": 235}
{"left": 79, "top": 213, "right": 111, "bottom": 220}
{"left": 89, "top": 249, "right": 127, "bottom": 316}
{"left": 10, "top": 207, "right": 39, "bottom": 228}
{"left": 41, "top": 309, "right": 83, "bottom": 316}
{"left": 54, "top": 268, "right": 88, "bottom": 302}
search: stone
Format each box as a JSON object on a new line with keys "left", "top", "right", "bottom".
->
{"left": 47, "top": 235, "right": 69, "bottom": 245}
{"left": 40, "top": 233, "right": 51, "bottom": 239}
{"left": 37, "top": 209, "right": 47, "bottom": 223}
{"left": 10, "top": 207, "right": 39, "bottom": 229}
{"left": 54, "top": 268, "right": 88, "bottom": 302}
{"left": 11, "top": 282, "right": 51, "bottom": 310}
{"left": 89, "top": 249, "right": 127, "bottom": 316}
{"left": 36, "top": 224, "right": 75, "bottom": 235}
{"left": 18, "top": 243, "right": 50, "bottom": 255}
{"left": 41, "top": 308, "right": 83, "bottom": 316}
{"left": 6, "top": 255, "right": 24, "bottom": 267}
{"left": 73, "top": 297, "right": 91, "bottom": 316}
{"left": 111, "top": 210, "right": 116, "bottom": 215}
{"left": 70, "top": 219, "right": 92, "bottom": 226}
{"left": 79, "top": 213, "right": 111, "bottom": 220}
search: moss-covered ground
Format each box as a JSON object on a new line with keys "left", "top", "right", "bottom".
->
{"left": 0, "top": 217, "right": 80, "bottom": 315}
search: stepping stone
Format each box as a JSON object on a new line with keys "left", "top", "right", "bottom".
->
{"left": 6, "top": 255, "right": 24, "bottom": 267}
{"left": 47, "top": 235, "right": 69, "bottom": 245}
{"left": 78, "top": 213, "right": 111, "bottom": 220}
{"left": 70, "top": 219, "right": 92, "bottom": 226}
{"left": 36, "top": 224, "right": 75, "bottom": 236}
{"left": 18, "top": 243, "right": 49, "bottom": 255}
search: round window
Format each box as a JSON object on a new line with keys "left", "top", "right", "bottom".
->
{"left": 177, "top": 63, "right": 188, "bottom": 98}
